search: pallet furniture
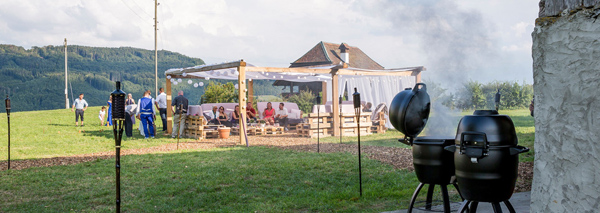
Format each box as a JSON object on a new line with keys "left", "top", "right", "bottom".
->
{"left": 297, "top": 112, "right": 374, "bottom": 138}
{"left": 231, "top": 125, "right": 285, "bottom": 136}
{"left": 370, "top": 111, "right": 387, "bottom": 134}
{"left": 338, "top": 112, "right": 373, "bottom": 137}
{"left": 184, "top": 116, "right": 206, "bottom": 139}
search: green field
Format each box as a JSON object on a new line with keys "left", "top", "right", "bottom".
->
{"left": 0, "top": 108, "right": 534, "bottom": 212}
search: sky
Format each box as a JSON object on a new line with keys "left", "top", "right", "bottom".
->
{"left": 0, "top": 0, "right": 539, "bottom": 88}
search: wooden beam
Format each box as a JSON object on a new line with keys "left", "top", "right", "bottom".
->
{"left": 166, "top": 78, "right": 173, "bottom": 134}
{"left": 331, "top": 70, "right": 340, "bottom": 136}
{"left": 166, "top": 61, "right": 244, "bottom": 75}
{"left": 248, "top": 80, "right": 254, "bottom": 104}
{"left": 245, "top": 66, "right": 334, "bottom": 74}
{"left": 238, "top": 65, "right": 247, "bottom": 146}
{"left": 321, "top": 81, "right": 327, "bottom": 104}
{"left": 336, "top": 69, "right": 414, "bottom": 77}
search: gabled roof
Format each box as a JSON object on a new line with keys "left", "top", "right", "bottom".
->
{"left": 290, "top": 41, "right": 384, "bottom": 70}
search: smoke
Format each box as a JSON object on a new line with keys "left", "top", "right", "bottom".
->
{"left": 380, "top": 0, "right": 496, "bottom": 90}
{"left": 375, "top": 0, "right": 495, "bottom": 136}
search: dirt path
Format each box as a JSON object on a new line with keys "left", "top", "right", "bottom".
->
{"left": 0, "top": 133, "right": 533, "bottom": 192}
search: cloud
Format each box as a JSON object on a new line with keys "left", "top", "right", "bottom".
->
{"left": 0, "top": 0, "right": 537, "bottom": 85}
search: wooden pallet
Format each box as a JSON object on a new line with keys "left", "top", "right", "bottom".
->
{"left": 340, "top": 126, "right": 372, "bottom": 137}
{"left": 204, "top": 130, "right": 219, "bottom": 139}
{"left": 305, "top": 117, "right": 332, "bottom": 124}
{"left": 297, "top": 123, "right": 332, "bottom": 130}
{"left": 184, "top": 129, "right": 204, "bottom": 140}
{"left": 297, "top": 128, "right": 331, "bottom": 138}
{"left": 185, "top": 116, "right": 206, "bottom": 126}
{"left": 264, "top": 126, "right": 284, "bottom": 134}
{"left": 370, "top": 111, "right": 387, "bottom": 134}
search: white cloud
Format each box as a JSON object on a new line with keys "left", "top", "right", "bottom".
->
{"left": 0, "top": 0, "right": 538, "bottom": 84}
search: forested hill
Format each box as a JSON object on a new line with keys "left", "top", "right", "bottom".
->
{"left": 0, "top": 44, "right": 206, "bottom": 112}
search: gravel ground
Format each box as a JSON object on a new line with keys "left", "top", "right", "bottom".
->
{"left": 0, "top": 133, "right": 533, "bottom": 192}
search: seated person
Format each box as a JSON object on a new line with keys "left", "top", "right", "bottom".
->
{"left": 262, "top": 102, "right": 275, "bottom": 125}
{"left": 363, "top": 102, "right": 373, "bottom": 112}
{"left": 207, "top": 106, "right": 220, "bottom": 125}
{"left": 246, "top": 102, "right": 258, "bottom": 121}
{"left": 275, "top": 102, "right": 289, "bottom": 131}
{"left": 217, "top": 106, "right": 231, "bottom": 127}
{"left": 231, "top": 105, "right": 240, "bottom": 126}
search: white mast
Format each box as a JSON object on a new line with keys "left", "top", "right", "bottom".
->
{"left": 154, "top": 0, "right": 158, "bottom": 96}
{"left": 64, "top": 38, "right": 69, "bottom": 109}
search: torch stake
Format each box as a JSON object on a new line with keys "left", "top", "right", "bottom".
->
{"left": 357, "top": 111, "right": 362, "bottom": 197}
{"left": 317, "top": 106, "right": 320, "bottom": 153}
{"left": 113, "top": 119, "right": 124, "bottom": 212}
{"left": 176, "top": 104, "right": 183, "bottom": 150}
{"left": 7, "top": 113, "right": 10, "bottom": 170}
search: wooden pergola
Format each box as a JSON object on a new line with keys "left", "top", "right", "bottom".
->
{"left": 165, "top": 60, "right": 423, "bottom": 145}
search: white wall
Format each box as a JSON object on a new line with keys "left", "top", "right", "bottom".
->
{"left": 531, "top": 6, "right": 600, "bottom": 212}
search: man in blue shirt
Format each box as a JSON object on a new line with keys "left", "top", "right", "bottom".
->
{"left": 71, "top": 93, "right": 88, "bottom": 127}
{"left": 136, "top": 91, "right": 156, "bottom": 139}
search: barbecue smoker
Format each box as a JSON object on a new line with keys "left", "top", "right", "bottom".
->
{"left": 389, "top": 83, "right": 459, "bottom": 213}
{"left": 445, "top": 110, "right": 529, "bottom": 213}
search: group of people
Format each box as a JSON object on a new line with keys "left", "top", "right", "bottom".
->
{"left": 205, "top": 102, "right": 290, "bottom": 131}
{"left": 71, "top": 87, "right": 189, "bottom": 139}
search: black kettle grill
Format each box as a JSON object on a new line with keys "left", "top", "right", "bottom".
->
{"left": 445, "top": 110, "right": 529, "bottom": 213}
{"left": 389, "top": 83, "right": 460, "bottom": 213}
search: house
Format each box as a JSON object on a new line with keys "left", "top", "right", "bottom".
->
{"left": 275, "top": 41, "right": 385, "bottom": 97}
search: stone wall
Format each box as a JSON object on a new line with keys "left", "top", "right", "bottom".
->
{"left": 531, "top": 3, "right": 600, "bottom": 212}
{"left": 539, "top": 0, "right": 600, "bottom": 17}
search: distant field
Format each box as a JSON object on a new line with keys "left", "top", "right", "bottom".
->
{"left": 0, "top": 106, "right": 195, "bottom": 160}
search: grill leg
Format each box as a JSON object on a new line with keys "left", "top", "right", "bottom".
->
{"left": 425, "top": 184, "right": 435, "bottom": 210}
{"left": 468, "top": 201, "right": 478, "bottom": 213}
{"left": 504, "top": 200, "right": 516, "bottom": 213}
{"left": 407, "top": 183, "right": 425, "bottom": 213}
{"left": 441, "top": 184, "right": 451, "bottom": 213}
{"left": 453, "top": 183, "right": 465, "bottom": 200}
{"left": 492, "top": 202, "right": 503, "bottom": 213}
{"left": 458, "top": 200, "right": 471, "bottom": 213}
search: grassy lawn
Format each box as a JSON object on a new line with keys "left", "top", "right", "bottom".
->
{"left": 317, "top": 109, "right": 535, "bottom": 162}
{"left": 0, "top": 146, "right": 424, "bottom": 212}
{"left": 0, "top": 106, "right": 196, "bottom": 160}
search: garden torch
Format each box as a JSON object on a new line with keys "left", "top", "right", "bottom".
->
{"left": 316, "top": 93, "right": 321, "bottom": 153}
{"left": 5, "top": 96, "right": 10, "bottom": 170}
{"left": 111, "top": 81, "right": 126, "bottom": 212}
{"left": 353, "top": 88, "right": 362, "bottom": 197}
{"left": 339, "top": 95, "right": 343, "bottom": 144}
{"left": 495, "top": 89, "right": 501, "bottom": 111}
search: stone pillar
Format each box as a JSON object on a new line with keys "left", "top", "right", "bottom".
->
{"left": 531, "top": 2, "right": 600, "bottom": 212}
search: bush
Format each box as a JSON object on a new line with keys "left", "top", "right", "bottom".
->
{"left": 201, "top": 81, "right": 237, "bottom": 103}
{"left": 284, "top": 90, "right": 315, "bottom": 113}
{"left": 439, "top": 80, "right": 533, "bottom": 110}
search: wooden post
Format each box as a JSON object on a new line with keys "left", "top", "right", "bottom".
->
{"left": 166, "top": 77, "right": 173, "bottom": 134}
{"left": 412, "top": 71, "right": 422, "bottom": 83}
{"left": 248, "top": 79, "right": 254, "bottom": 104}
{"left": 331, "top": 71, "right": 340, "bottom": 137}
{"left": 238, "top": 62, "right": 247, "bottom": 145}
{"left": 321, "top": 81, "right": 327, "bottom": 104}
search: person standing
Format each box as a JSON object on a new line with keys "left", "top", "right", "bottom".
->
{"left": 136, "top": 91, "right": 156, "bottom": 139}
{"left": 155, "top": 87, "right": 168, "bottom": 131}
{"left": 106, "top": 96, "right": 113, "bottom": 126}
{"left": 171, "top": 90, "right": 189, "bottom": 138}
{"left": 275, "top": 103, "right": 289, "bottom": 131}
{"left": 126, "top": 93, "right": 136, "bottom": 126}
{"left": 71, "top": 93, "right": 88, "bottom": 127}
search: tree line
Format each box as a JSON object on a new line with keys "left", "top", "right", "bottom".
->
{"left": 427, "top": 80, "right": 533, "bottom": 110}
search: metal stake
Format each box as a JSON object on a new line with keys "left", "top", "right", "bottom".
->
{"left": 176, "top": 104, "right": 183, "bottom": 150}
{"left": 113, "top": 120, "right": 124, "bottom": 212}
{"left": 6, "top": 111, "right": 10, "bottom": 170}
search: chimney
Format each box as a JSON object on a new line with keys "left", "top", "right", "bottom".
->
{"left": 339, "top": 43, "right": 350, "bottom": 64}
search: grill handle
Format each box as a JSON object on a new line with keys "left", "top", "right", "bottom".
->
{"left": 460, "top": 131, "right": 489, "bottom": 162}
{"left": 444, "top": 145, "right": 456, "bottom": 153}
{"left": 398, "top": 136, "right": 413, "bottom": 146}
{"left": 509, "top": 145, "right": 530, "bottom": 155}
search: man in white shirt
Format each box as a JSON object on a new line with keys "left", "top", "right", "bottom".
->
{"left": 71, "top": 93, "right": 88, "bottom": 127}
{"left": 154, "top": 87, "right": 168, "bottom": 131}
{"left": 275, "top": 103, "right": 289, "bottom": 131}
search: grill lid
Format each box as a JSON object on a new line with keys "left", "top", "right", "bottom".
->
{"left": 413, "top": 136, "right": 455, "bottom": 145}
{"left": 389, "top": 83, "right": 430, "bottom": 140}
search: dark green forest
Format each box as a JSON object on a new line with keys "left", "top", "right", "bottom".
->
{"left": 0, "top": 44, "right": 283, "bottom": 112}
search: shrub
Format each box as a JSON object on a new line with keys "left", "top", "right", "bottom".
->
{"left": 285, "top": 90, "right": 315, "bottom": 113}
{"left": 201, "top": 81, "right": 237, "bottom": 103}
